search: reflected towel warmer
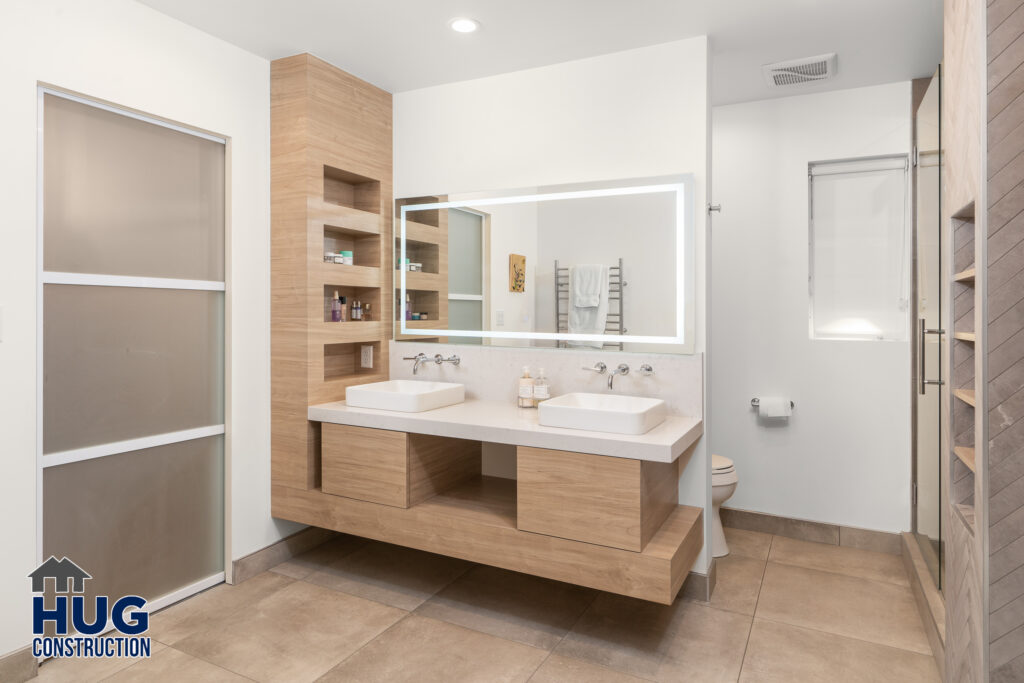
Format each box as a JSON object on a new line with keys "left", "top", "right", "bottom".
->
{"left": 555, "top": 258, "right": 626, "bottom": 350}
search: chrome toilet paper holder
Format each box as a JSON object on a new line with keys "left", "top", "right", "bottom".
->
{"left": 750, "top": 398, "right": 795, "bottom": 409}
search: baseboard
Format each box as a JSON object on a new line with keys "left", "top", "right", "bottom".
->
{"left": 901, "top": 532, "right": 945, "bottom": 679}
{"left": 0, "top": 646, "right": 37, "bottom": 683}
{"left": 680, "top": 559, "right": 718, "bottom": 602}
{"left": 231, "top": 526, "right": 337, "bottom": 585}
{"left": 721, "top": 507, "right": 902, "bottom": 555}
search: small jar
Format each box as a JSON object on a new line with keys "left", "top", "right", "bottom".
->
{"left": 333, "top": 253, "right": 344, "bottom": 264}
{"left": 324, "top": 252, "right": 334, "bottom": 263}
{"left": 340, "top": 250, "right": 354, "bottom": 266}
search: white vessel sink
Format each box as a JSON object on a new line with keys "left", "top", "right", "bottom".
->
{"left": 345, "top": 380, "right": 465, "bottom": 413}
{"left": 538, "top": 392, "right": 667, "bottom": 435}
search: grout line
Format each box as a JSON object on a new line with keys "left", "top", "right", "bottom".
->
{"left": 320, "top": 610, "right": 414, "bottom": 677}
{"left": 736, "top": 534, "right": 773, "bottom": 681}
{"left": 751, "top": 613, "right": 936, "bottom": 659}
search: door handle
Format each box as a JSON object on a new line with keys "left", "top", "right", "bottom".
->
{"left": 919, "top": 317, "right": 944, "bottom": 394}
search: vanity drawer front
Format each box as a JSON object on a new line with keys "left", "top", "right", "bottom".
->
{"left": 322, "top": 424, "right": 482, "bottom": 508}
{"left": 322, "top": 424, "right": 408, "bottom": 507}
{"left": 517, "top": 446, "right": 677, "bottom": 552}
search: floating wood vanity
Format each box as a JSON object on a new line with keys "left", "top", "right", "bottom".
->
{"left": 272, "top": 400, "right": 704, "bottom": 605}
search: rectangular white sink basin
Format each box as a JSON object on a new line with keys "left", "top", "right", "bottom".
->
{"left": 538, "top": 392, "right": 667, "bottom": 435}
{"left": 345, "top": 380, "right": 465, "bottom": 413}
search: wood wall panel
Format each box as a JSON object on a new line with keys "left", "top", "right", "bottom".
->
{"left": 989, "top": 2, "right": 1024, "bottom": 679}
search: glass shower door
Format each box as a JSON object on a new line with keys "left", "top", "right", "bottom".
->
{"left": 913, "top": 68, "right": 944, "bottom": 588}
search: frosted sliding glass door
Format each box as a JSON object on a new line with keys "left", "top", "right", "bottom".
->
{"left": 39, "top": 90, "right": 225, "bottom": 607}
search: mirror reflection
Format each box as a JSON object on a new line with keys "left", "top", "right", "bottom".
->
{"left": 395, "top": 178, "right": 690, "bottom": 352}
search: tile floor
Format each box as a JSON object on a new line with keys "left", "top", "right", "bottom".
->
{"left": 35, "top": 528, "right": 941, "bottom": 682}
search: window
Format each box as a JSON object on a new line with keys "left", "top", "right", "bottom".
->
{"left": 809, "top": 155, "right": 910, "bottom": 341}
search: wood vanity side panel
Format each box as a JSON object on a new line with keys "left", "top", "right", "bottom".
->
{"left": 407, "top": 435, "right": 482, "bottom": 506}
{"left": 517, "top": 446, "right": 644, "bottom": 552}
{"left": 641, "top": 459, "right": 681, "bottom": 549}
{"left": 322, "top": 424, "right": 408, "bottom": 507}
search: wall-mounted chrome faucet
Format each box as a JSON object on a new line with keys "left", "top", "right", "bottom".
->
{"left": 582, "top": 362, "right": 607, "bottom": 375}
{"left": 403, "top": 352, "right": 430, "bottom": 374}
{"left": 608, "top": 363, "right": 630, "bottom": 389}
{"left": 434, "top": 353, "right": 460, "bottom": 366}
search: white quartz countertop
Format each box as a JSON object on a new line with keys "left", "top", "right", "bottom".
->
{"left": 308, "top": 398, "right": 703, "bottom": 463}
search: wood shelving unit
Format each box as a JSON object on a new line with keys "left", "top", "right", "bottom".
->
{"left": 270, "top": 54, "right": 393, "bottom": 491}
{"left": 950, "top": 203, "right": 979, "bottom": 528}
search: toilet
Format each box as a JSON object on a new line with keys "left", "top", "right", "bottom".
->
{"left": 711, "top": 454, "right": 738, "bottom": 557}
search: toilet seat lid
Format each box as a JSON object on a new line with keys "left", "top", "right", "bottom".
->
{"left": 712, "top": 454, "right": 734, "bottom": 471}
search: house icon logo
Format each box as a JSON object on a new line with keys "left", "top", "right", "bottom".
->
{"left": 28, "top": 556, "right": 91, "bottom": 594}
{"left": 28, "top": 557, "right": 152, "bottom": 660}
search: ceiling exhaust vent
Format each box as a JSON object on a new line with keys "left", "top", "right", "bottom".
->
{"left": 762, "top": 53, "right": 837, "bottom": 88}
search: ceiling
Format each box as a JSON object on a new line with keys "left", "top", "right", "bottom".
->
{"left": 138, "top": 0, "right": 942, "bottom": 105}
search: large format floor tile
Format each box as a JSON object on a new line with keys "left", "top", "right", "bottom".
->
{"left": 105, "top": 647, "right": 250, "bottom": 682}
{"left": 724, "top": 528, "right": 773, "bottom": 561}
{"left": 415, "top": 564, "right": 596, "bottom": 649}
{"left": 756, "top": 563, "right": 931, "bottom": 654}
{"left": 528, "top": 654, "right": 649, "bottom": 682}
{"left": 555, "top": 593, "right": 751, "bottom": 682}
{"left": 269, "top": 534, "right": 367, "bottom": 580}
{"left": 769, "top": 535, "right": 909, "bottom": 587}
{"left": 148, "top": 571, "right": 295, "bottom": 646}
{"left": 698, "top": 553, "right": 765, "bottom": 616}
{"left": 739, "top": 618, "right": 940, "bottom": 682}
{"left": 319, "top": 615, "right": 548, "bottom": 683}
{"left": 174, "top": 579, "right": 405, "bottom": 682}
{"left": 305, "top": 541, "right": 471, "bottom": 610}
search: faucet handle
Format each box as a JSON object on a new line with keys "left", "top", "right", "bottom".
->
{"left": 639, "top": 364, "right": 654, "bottom": 376}
{"left": 403, "top": 353, "right": 427, "bottom": 360}
{"left": 582, "top": 362, "right": 607, "bottom": 374}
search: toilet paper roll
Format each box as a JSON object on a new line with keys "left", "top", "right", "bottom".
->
{"left": 757, "top": 396, "right": 792, "bottom": 418}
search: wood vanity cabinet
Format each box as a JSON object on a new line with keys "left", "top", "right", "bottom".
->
{"left": 322, "top": 423, "right": 480, "bottom": 508}
{"left": 517, "top": 446, "right": 679, "bottom": 552}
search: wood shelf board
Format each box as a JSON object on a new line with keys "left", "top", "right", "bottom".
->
{"left": 954, "top": 389, "right": 976, "bottom": 407}
{"left": 954, "top": 332, "right": 977, "bottom": 342}
{"left": 314, "top": 262, "right": 381, "bottom": 288}
{"left": 314, "top": 321, "right": 384, "bottom": 342}
{"left": 272, "top": 476, "right": 703, "bottom": 604}
{"left": 953, "top": 267, "right": 976, "bottom": 283}
{"left": 308, "top": 198, "right": 381, "bottom": 235}
{"left": 402, "top": 220, "right": 448, "bottom": 246}
{"left": 396, "top": 270, "right": 444, "bottom": 290}
{"left": 953, "top": 446, "right": 977, "bottom": 473}
{"left": 954, "top": 503, "right": 976, "bottom": 534}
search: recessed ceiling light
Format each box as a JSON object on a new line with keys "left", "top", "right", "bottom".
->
{"left": 449, "top": 17, "right": 479, "bottom": 33}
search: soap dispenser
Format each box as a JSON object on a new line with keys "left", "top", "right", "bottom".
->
{"left": 533, "top": 367, "right": 550, "bottom": 406}
{"left": 517, "top": 366, "right": 535, "bottom": 408}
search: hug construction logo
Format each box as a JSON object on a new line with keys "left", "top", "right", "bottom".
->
{"left": 28, "top": 556, "right": 152, "bottom": 659}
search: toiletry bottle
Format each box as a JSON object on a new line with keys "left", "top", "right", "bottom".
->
{"left": 518, "top": 366, "right": 535, "bottom": 408}
{"left": 352, "top": 300, "right": 362, "bottom": 321}
{"left": 533, "top": 367, "right": 550, "bottom": 406}
{"left": 339, "top": 295, "right": 347, "bottom": 322}
{"left": 364, "top": 303, "right": 372, "bottom": 321}
{"left": 331, "top": 291, "right": 342, "bottom": 322}
{"left": 405, "top": 294, "right": 413, "bottom": 321}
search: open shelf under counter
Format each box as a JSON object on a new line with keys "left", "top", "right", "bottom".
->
{"left": 272, "top": 475, "right": 702, "bottom": 605}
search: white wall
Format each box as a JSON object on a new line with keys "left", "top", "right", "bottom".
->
{"left": 0, "top": 0, "right": 296, "bottom": 657}
{"left": 711, "top": 82, "right": 912, "bottom": 532}
{"left": 478, "top": 202, "right": 538, "bottom": 343}
{"left": 394, "top": 37, "right": 712, "bottom": 571}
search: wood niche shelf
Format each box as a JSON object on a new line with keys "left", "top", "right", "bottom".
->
{"left": 954, "top": 332, "right": 976, "bottom": 343}
{"left": 953, "top": 267, "right": 976, "bottom": 283}
{"left": 954, "top": 389, "right": 977, "bottom": 407}
{"left": 954, "top": 446, "right": 977, "bottom": 473}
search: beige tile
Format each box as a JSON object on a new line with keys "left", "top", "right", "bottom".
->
{"left": 35, "top": 638, "right": 168, "bottom": 683}
{"left": 415, "top": 565, "right": 596, "bottom": 649}
{"left": 724, "top": 528, "right": 773, "bottom": 561}
{"left": 106, "top": 647, "right": 249, "bottom": 682}
{"left": 756, "top": 563, "right": 931, "bottom": 655}
{"left": 739, "top": 618, "right": 940, "bottom": 682}
{"left": 528, "top": 654, "right": 649, "bottom": 682}
{"left": 556, "top": 593, "right": 751, "bottom": 682}
{"left": 319, "top": 614, "right": 548, "bottom": 683}
{"left": 695, "top": 554, "right": 765, "bottom": 616}
{"left": 769, "top": 536, "right": 909, "bottom": 587}
{"left": 269, "top": 534, "right": 367, "bottom": 580}
{"left": 174, "top": 580, "right": 404, "bottom": 682}
{"left": 305, "top": 541, "right": 470, "bottom": 610}
{"left": 148, "top": 571, "right": 294, "bottom": 645}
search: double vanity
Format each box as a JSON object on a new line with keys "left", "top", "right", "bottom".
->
{"left": 274, "top": 378, "right": 704, "bottom": 605}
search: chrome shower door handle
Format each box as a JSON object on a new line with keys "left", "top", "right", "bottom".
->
{"left": 918, "top": 317, "right": 944, "bottom": 394}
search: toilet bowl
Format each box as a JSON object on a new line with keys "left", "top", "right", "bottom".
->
{"left": 711, "top": 454, "right": 738, "bottom": 558}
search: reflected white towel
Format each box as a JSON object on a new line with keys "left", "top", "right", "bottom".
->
{"left": 568, "top": 264, "right": 609, "bottom": 349}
